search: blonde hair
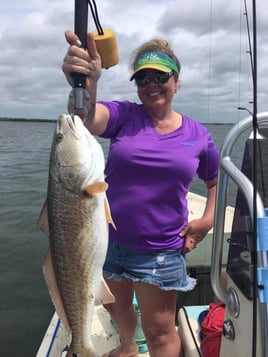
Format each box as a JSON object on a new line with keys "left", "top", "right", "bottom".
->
{"left": 130, "top": 39, "right": 181, "bottom": 79}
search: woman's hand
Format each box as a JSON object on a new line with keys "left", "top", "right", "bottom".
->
{"left": 62, "top": 30, "right": 102, "bottom": 92}
{"left": 181, "top": 178, "right": 217, "bottom": 254}
{"left": 181, "top": 218, "right": 211, "bottom": 254}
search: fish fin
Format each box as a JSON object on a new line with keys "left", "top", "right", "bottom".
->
{"left": 38, "top": 200, "right": 49, "bottom": 236}
{"left": 84, "top": 182, "right": 108, "bottom": 196}
{"left": 95, "top": 277, "right": 116, "bottom": 305}
{"left": 104, "top": 198, "right": 117, "bottom": 230}
{"left": 43, "top": 248, "right": 71, "bottom": 332}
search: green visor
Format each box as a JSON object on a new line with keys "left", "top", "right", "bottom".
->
{"left": 130, "top": 52, "right": 179, "bottom": 81}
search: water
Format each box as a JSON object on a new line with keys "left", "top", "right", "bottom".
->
{"left": 0, "top": 119, "right": 245, "bottom": 356}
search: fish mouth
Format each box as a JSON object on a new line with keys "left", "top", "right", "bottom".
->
{"left": 58, "top": 114, "right": 83, "bottom": 140}
{"left": 67, "top": 115, "right": 82, "bottom": 139}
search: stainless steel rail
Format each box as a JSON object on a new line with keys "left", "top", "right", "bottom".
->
{"left": 211, "top": 112, "right": 268, "bottom": 356}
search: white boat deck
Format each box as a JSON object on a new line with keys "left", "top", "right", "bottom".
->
{"left": 36, "top": 305, "right": 150, "bottom": 357}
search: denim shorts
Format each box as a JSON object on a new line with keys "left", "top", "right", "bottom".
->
{"left": 103, "top": 240, "right": 196, "bottom": 291}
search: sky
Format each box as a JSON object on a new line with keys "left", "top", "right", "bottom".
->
{"left": 0, "top": 0, "right": 267, "bottom": 123}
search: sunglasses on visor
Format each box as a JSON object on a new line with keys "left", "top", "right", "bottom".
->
{"left": 135, "top": 71, "right": 174, "bottom": 87}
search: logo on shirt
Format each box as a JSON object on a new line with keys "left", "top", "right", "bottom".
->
{"left": 180, "top": 141, "right": 197, "bottom": 146}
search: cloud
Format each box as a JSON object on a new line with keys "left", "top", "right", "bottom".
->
{"left": 0, "top": 0, "right": 267, "bottom": 122}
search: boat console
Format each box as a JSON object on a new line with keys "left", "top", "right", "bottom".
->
{"left": 178, "top": 112, "right": 268, "bottom": 357}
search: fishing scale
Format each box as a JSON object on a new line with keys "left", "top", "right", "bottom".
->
{"left": 70, "top": 0, "right": 119, "bottom": 119}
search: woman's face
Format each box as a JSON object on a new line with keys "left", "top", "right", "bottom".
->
{"left": 135, "top": 70, "right": 179, "bottom": 109}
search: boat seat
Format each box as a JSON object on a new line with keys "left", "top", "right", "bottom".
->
{"left": 177, "top": 305, "right": 208, "bottom": 357}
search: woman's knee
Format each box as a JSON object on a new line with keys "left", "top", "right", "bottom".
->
{"left": 142, "top": 320, "right": 176, "bottom": 344}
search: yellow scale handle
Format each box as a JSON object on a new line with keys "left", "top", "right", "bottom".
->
{"left": 93, "top": 29, "right": 119, "bottom": 69}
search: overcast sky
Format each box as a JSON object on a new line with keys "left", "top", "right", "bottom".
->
{"left": 1, "top": 0, "right": 267, "bottom": 123}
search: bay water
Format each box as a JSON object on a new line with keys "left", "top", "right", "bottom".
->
{"left": 0, "top": 119, "right": 245, "bottom": 356}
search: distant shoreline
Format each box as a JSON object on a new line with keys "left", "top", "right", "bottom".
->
{"left": 0, "top": 117, "right": 56, "bottom": 123}
{"left": 0, "top": 117, "right": 233, "bottom": 125}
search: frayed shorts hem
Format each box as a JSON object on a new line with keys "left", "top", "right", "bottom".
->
{"left": 103, "top": 241, "right": 196, "bottom": 291}
{"left": 103, "top": 272, "right": 197, "bottom": 292}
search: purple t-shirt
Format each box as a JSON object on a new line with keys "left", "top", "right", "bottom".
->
{"left": 100, "top": 101, "right": 219, "bottom": 250}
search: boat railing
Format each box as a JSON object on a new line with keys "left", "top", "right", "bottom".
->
{"left": 211, "top": 111, "right": 268, "bottom": 356}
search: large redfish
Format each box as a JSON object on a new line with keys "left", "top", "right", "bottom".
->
{"left": 38, "top": 114, "right": 115, "bottom": 357}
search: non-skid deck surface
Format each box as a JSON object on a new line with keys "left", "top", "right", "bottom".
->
{"left": 36, "top": 306, "right": 150, "bottom": 356}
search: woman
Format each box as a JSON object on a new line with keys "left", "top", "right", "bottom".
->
{"left": 62, "top": 30, "right": 219, "bottom": 357}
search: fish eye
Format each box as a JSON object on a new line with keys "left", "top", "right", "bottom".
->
{"left": 56, "top": 133, "right": 64, "bottom": 143}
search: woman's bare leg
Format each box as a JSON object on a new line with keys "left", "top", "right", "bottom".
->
{"left": 135, "top": 282, "right": 181, "bottom": 357}
{"left": 103, "top": 278, "right": 138, "bottom": 357}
